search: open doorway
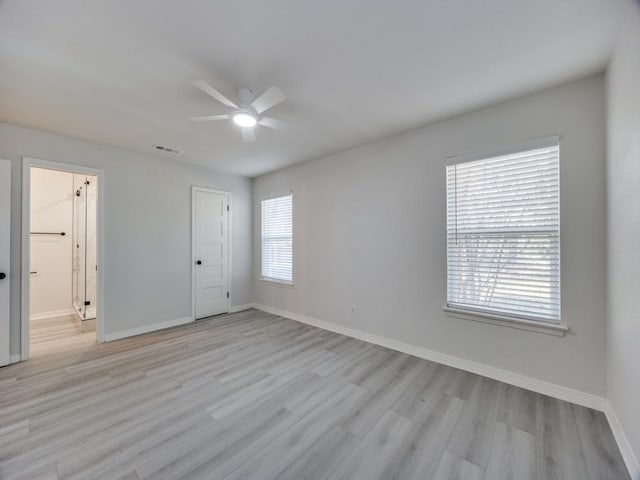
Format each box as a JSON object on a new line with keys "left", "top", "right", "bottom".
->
{"left": 22, "top": 159, "right": 103, "bottom": 359}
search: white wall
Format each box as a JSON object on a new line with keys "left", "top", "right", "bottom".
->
{"left": 1, "top": 122, "right": 253, "bottom": 355}
{"left": 253, "top": 75, "right": 607, "bottom": 396}
{"left": 606, "top": 3, "right": 640, "bottom": 470}
{"left": 29, "top": 168, "right": 73, "bottom": 316}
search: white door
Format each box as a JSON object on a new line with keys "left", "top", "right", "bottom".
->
{"left": 194, "top": 189, "right": 229, "bottom": 319}
{"left": 0, "top": 160, "right": 11, "bottom": 366}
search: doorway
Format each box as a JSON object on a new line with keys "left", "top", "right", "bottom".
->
{"left": 192, "top": 187, "right": 231, "bottom": 319}
{"left": 21, "top": 158, "right": 103, "bottom": 360}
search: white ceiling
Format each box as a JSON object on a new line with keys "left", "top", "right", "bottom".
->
{"left": 0, "top": 0, "right": 631, "bottom": 177}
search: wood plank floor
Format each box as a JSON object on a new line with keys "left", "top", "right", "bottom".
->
{"left": 30, "top": 315, "right": 95, "bottom": 358}
{"left": 0, "top": 309, "right": 630, "bottom": 480}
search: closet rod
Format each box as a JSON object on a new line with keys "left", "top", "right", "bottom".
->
{"left": 30, "top": 232, "right": 66, "bottom": 236}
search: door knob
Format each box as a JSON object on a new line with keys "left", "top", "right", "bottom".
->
{"left": 196, "top": 260, "right": 202, "bottom": 265}
{"left": 0, "top": 273, "right": 5, "bottom": 280}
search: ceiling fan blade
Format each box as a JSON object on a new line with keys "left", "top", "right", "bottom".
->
{"left": 192, "top": 80, "right": 237, "bottom": 108}
{"left": 258, "top": 117, "right": 289, "bottom": 130}
{"left": 189, "top": 114, "right": 230, "bottom": 122}
{"left": 251, "top": 86, "right": 286, "bottom": 114}
{"left": 241, "top": 127, "right": 256, "bottom": 143}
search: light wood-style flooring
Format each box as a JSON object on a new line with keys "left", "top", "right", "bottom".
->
{"left": 0, "top": 309, "right": 630, "bottom": 479}
{"left": 30, "top": 314, "right": 95, "bottom": 358}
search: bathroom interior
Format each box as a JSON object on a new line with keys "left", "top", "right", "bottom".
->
{"left": 29, "top": 167, "right": 97, "bottom": 352}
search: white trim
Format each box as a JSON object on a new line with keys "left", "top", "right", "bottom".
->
{"left": 443, "top": 306, "right": 568, "bottom": 336}
{"left": 444, "top": 138, "right": 562, "bottom": 328}
{"left": 260, "top": 190, "right": 293, "bottom": 202}
{"left": 251, "top": 303, "right": 606, "bottom": 411}
{"left": 102, "top": 316, "right": 193, "bottom": 342}
{"left": 20, "top": 162, "right": 28, "bottom": 360}
{"left": 229, "top": 303, "right": 253, "bottom": 313}
{"left": 9, "top": 354, "right": 21, "bottom": 364}
{"left": 191, "top": 186, "right": 232, "bottom": 320}
{"left": 260, "top": 192, "right": 294, "bottom": 286}
{"left": 445, "top": 135, "right": 561, "bottom": 166}
{"left": 0, "top": 159, "right": 10, "bottom": 368}
{"left": 260, "top": 277, "right": 294, "bottom": 288}
{"left": 603, "top": 400, "right": 640, "bottom": 479}
{"left": 253, "top": 303, "right": 640, "bottom": 475}
{"left": 21, "top": 158, "right": 105, "bottom": 359}
{"left": 29, "top": 308, "right": 76, "bottom": 321}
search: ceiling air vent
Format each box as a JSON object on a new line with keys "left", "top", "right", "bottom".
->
{"left": 153, "top": 144, "right": 183, "bottom": 156}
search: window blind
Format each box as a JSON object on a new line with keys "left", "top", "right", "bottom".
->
{"left": 446, "top": 142, "right": 560, "bottom": 323}
{"left": 261, "top": 194, "right": 293, "bottom": 284}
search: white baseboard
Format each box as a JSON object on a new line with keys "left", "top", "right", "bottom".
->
{"left": 30, "top": 308, "right": 76, "bottom": 321}
{"left": 101, "top": 304, "right": 252, "bottom": 343}
{"left": 9, "top": 354, "right": 21, "bottom": 364}
{"left": 102, "top": 316, "right": 193, "bottom": 342}
{"left": 252, "top": 303, "right": 640, "bottom": 477}
{"left": 603, "top": 400, "right": 640, "bottom": 479}
{"left": 251, "top": 303, "right": 606, "bottom": 411}
{"left": 230, "top": 304, "right": 253, "bottom": 313}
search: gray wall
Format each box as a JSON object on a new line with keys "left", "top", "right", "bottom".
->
{"left": 0, "top": 122, "right": 252, "bottom": 355}
{"left": 606, "top": 4, "right": 640, "bottom": 464}
{"left": 253, "top": 75, "right": 607, "bottom": 396}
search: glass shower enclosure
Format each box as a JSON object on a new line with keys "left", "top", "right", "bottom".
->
{"left": 72, "top": 173, "right": 97, "bottom": 321}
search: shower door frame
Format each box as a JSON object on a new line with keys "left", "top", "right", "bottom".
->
{"left": 72, "top": 173, "right": 98, "bottom": 320}
{"left": 20, "top": 157, "right": 105, "bottom": 360}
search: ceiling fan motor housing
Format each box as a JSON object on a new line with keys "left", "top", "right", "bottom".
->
{"left": 234, "top": 88, "right": 259, "bottom": 126}
{"left": 236, "top": 87, "right": 255, "bottom": 107}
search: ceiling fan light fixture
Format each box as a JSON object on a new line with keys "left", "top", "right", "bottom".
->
{"left": 233, "top": 111, "right": 257, "bottom": 128}
{"left": 190, "top": 81, "right": 287, "bottom": 142}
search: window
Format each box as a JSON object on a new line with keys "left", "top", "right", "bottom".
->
{"left": 446, "top": 140, "right": 560, "bottom": 324}
{"left": 261, "top": 193, "right": 293, "bottom": 285}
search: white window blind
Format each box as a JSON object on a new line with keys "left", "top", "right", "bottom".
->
{"left": 446, "top": 141, "right": 560, "bottom": 323}
{"left": 261, "top": 193, "right": 293, "bottom": 284}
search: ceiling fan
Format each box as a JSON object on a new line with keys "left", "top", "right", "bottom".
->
{"left": 190, "top": 80, "right": 288, "bottom": 142}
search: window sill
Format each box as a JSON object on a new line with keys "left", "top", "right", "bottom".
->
{"left": 442, "top": 306, "right": 568, "bottom": 336}
{"left": 260, "top": 277, "right": 294, "bottom": 288}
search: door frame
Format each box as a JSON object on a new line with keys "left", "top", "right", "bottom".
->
{"left": 21, "top": 157, "right": 105, "bottom": 360}
{"left": 191, "top": 186, "right": 232, "bottom": 320}
{"left": 0, "top": 159, "right": 11, "bottom": 366}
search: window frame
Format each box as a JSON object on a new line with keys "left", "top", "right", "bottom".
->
{"left": 443, "top": 137, "right": 566, "bottom": 334}
{"left": 260, "top": 192, "right": 294, "bottom": 286}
